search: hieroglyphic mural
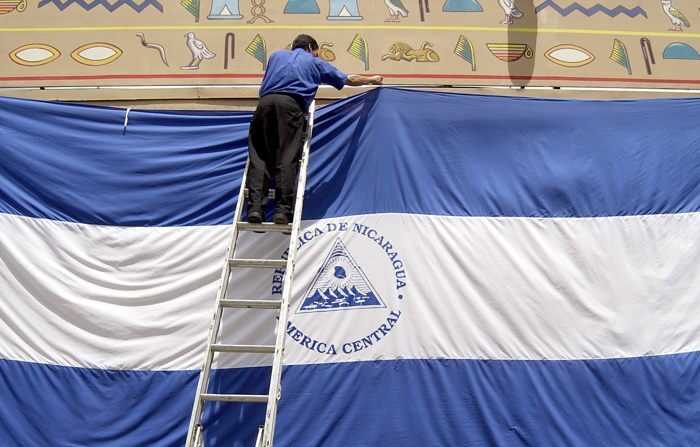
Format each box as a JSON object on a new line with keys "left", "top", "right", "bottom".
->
{"left": 2, "top": 0, "right": 700, "bottom": 91}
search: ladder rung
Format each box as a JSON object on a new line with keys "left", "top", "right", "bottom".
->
{"left": 211, "top": 344, "right": 275, "bottom": 354}
{"left": 237, "top": 222, "right": 292, "bottom": 234}
{"left": 201, "top": 393, "right": 268, "bottom": 403}
{"left": 243, "top": 188, "right": 276, "bottom": 199}
{"left": 229, "top": 258, "right": 287, "bottom": 269}
{"left": 220, "top": 299, "right": 282, "bottom": 309}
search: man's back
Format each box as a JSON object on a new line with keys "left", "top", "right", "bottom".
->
{"left": 259, "top": 48, "right": 347, "bottom": 111}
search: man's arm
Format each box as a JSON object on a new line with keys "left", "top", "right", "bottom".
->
{"left": 346, "top": 74, "right": 384, "bottom": 86}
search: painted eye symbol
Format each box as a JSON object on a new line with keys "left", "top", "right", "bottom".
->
{"left": 545, "top": 45, "right": 595, "bottom": 67}
{"left": 70, "top": 43, "right": 123, "bottom": 66}
{"left": 334, "top": 266, "right": 347, "bottom": 279}
{"left": 9, "top": 44, "right": 61, "bottom": 66}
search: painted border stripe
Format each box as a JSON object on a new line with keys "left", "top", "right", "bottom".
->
{"left": 4, "top": 73, "right": 700, "bottom": 85}
{"left": 2, "top": 25, "right": 700, "bottom": 38}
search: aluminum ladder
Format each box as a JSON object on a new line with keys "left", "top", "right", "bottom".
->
{"left": 185, "top": 101, "right": 316, "bottom": 447}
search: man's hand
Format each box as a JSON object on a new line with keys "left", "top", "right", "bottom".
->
{"left": 346, "top": 74, "right": 384, "bottom": 87}
{"left": 370, "top": 75, "right": 384, "bottom": 85}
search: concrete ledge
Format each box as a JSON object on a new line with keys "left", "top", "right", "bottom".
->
{"left": 1, "top": 84, "right": 699, "bottom": 110}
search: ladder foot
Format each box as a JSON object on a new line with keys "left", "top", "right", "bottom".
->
{"left": 273, "top": 212, "right": 290, "bottom": 226}
{"left": 247, "top": 211, "right": 263, "bottom": 224}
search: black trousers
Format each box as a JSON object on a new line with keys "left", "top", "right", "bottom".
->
{"left": 246, "top": 93, "right": 305, "bottom": 217}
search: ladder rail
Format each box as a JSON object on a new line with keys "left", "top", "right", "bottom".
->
{"left": 185, "top": 157, "right": 251, "bottom": 447}
{"left": 185, "top": 100, "right": 317, "bottom": 447}
{"left": 260, "top": 101, "right": 316, "bottom": 447}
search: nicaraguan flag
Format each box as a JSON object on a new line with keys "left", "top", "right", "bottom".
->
{"left": 0, "top": 89, "right": 699, "bottom": 446}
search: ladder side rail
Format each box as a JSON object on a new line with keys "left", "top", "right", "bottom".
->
{"left": 260, "top": 101, "right": 316, "bottom": 447}
{"left": 185, "top": 158, "right": 252, "bottom": 447}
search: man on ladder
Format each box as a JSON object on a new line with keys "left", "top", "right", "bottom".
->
{"left": 246, "top": 34, "right": 383, "bottom": 225}
{"left": 186, "top": 34, "right": 382, "bottom": 447}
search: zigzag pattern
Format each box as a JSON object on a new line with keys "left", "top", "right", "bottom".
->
{"left": 38, "top": 0, "right": 163, "bottom": 12}
{"left": 535, "top": 0, "right": 647, "bottom": 18}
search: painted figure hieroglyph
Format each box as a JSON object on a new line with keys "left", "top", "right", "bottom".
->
{"left": 328, "top": 0, "right": 362, "bottom": 19}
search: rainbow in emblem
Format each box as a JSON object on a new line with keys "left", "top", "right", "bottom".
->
{"left": 486, "top": 43, "right": 533, "bottom": 62}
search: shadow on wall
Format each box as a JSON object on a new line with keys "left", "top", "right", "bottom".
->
{"left": 507, "top": 0, "right": 537, "bottom": 87}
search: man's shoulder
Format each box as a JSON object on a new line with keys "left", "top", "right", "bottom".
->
{"left": 270, "top": 49, "right": 292, "bottom": 59}
{"left": 314, "top": 57, "right": 346, "bottom": 76}
{"left": 311, "top": 55, "right": 339, "bottom": 70}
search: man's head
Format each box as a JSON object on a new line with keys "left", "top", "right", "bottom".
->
{"left": 292, "top": 34, "right": 319, "bottom": 57}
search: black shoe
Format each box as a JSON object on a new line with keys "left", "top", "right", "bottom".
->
{"left": 273, "top": 212, "right": 289, "bottom": 225}
{"left": 247, "top": 211, "right": 263, "bottom": 224}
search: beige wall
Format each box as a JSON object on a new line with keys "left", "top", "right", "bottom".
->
{"left": 2, "top": 0, "right": 700, "bottom": 103}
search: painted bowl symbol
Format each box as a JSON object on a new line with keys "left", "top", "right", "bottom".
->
{"left": 0, "top": 0, "right": 26, "bottom": 15}
{"left": 662, "top": 42, "right": 700, "bottom": 60}
{"left": 486, "top": 43, "right": 533, "bottom": 62}
{"left": 545, "top": 44, "right": 595, "bottom": 67}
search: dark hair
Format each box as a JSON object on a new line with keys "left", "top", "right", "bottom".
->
{"left": 292, "top": 34, "right": 319, "bottom": 52}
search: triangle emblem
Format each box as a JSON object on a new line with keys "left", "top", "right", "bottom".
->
{"left": 297, "top": 238, "right": 385, "bottom": 313}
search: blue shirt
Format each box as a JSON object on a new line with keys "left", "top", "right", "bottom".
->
{"left": 259, "top": 48, "right": 348, "bottom": 111}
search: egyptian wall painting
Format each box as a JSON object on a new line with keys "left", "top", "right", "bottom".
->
{"left": 1, "top": 1, "right": 700, "bottom": 93}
